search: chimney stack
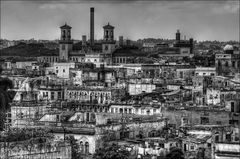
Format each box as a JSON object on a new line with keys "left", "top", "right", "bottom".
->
{"left": 90, "top": 7, "right": 94, "bottom": 46}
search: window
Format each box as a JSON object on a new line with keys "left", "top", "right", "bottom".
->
{"left": 58, "top": 92, "right": 62, "bottom": 99}
{"left": 218, "top": 61, "right": 221, "bottom": 67}
{"left": 226, "top": 134, "right": 231, "bottom": 142}
{"left": 119, "top": 108, "right": 123, "bottom": 113}
{"left": 215, "top": 135, "right": 219, "bottom": 142}
{"left": 231, "top": 102, "right": 235, "bottom": 112}
{"left": 146, "top": 110, "right": 150, "bottom": 115}
{"left": 111, "top": 108, "right": 114, "bottom": 113}
{"left": 190, "top": 145, "right": 194, "bottom": 150}
{"left": 56, "top": 115, "right": 60, "bottom": 121}
{"left": 51, "top": 92, "right": 54, "bottom": 100}
{"left": 200, "top": 117, "right": 209, "bottom": 124}
{"left": 180, "top": 71, "right": 183, "bottom": 78}
{"left": 129, "top": 109, "right": 132, "bottom": 114}
{"left": 207, "top": 143, "right": 211, "bottom": 147}
{"left": 105, "top": 45, "right": 108, "bottom": 50}
{"left": 80, "top": 141, "right": 84, "bottom": 153}
{"left": 56, "top": 70, "right": 58, "bottom": 73}
{"left": 85, "top": 142, "right": 89, "bottom": 154}
{"left": 62, "top": 44, "right": 65, "bottom": 50}
{"left": 225, "top": 61, "right": 229, "bottom": 67}
{"left": 63, "top": 69, "right": 65, "bottom": 73}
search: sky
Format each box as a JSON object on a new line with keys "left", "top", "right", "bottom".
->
{"left": 1, "top": 0, "right": 239, "bottom": 41}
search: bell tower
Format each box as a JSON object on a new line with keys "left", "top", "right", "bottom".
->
{"left": 102, "top": 23, "right": 116, "bottom": 54}
{"left": 59, "top": 23, "right": 73, "bottom": 61}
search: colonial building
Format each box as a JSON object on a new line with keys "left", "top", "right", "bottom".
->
{"left": 215, "top": 44, "right": 240, "bottom": 76}
{"left": 66, "top": 87, "right": 126, "bottom": 104}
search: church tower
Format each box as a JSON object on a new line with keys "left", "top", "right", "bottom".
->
{"left": 102, "top": 23, "right": 116, "bottom": 54}
{"left": 59, "top": 23, "right": 73, "bottom": 61}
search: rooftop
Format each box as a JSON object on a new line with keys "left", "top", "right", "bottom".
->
{"left": 113, "top": 46, "right": 146, "bottom": 57}
{"left": 60, "top": 23, "right": 72, "bottom": 29}
{"left": 103, "top": 23, "right": 114, "bottom": 29}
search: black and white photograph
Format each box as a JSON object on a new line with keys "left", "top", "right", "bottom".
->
{"left": 0, "top": 0, "right": 239, "bottom": 158}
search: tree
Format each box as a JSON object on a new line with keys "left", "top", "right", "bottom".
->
{"left": 196, "top": 148, "right": 206, "bottom": 159}
{"left": 0, "top": 66, "right": 14, "bottom": 131}
{"left": 67, "top": 135, "right": 82, "bottom": 159}
{"left": 93, "top": 143, "right": 130, "bottom": 159}
{"left": 166, "top": 147, "right": 185, "bottom": 159}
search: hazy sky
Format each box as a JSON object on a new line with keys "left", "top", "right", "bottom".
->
{"left": 1, "top": 0, "right": 239, "bottom": 41}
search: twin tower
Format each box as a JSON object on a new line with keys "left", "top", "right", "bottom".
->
{"left": 59, "top": 7, "right": 116, "bottom": 61}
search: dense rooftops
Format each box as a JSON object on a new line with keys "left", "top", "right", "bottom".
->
{"left": 113, "top": 46, "right": 146, "bottom": 57}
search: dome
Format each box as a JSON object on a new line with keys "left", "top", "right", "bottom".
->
{"left": 223, "top": 44, "right": 234, "bottom": 51}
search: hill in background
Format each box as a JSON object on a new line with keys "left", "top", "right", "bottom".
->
{"left": 1, "top": 42, "right": 59, "bottom": 57}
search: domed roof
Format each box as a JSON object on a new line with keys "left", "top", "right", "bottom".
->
{"left": 223, "top": 44, "right": 234, "bottom": 51}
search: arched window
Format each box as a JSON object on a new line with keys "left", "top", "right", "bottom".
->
{"left": 85, "top": 142, "right": 89, "bottom": 154}
{"left": 215, "top": 132, "right": 220, "bottom": 142}
{"left": 225, "top": 61, "right": 229, "bottom": 67}
{"left": 90, "top": 113, "right": 96, "bottom": 122}
{"left": 63, "top": 30, "right": 66, "bottom": 40}
{"left": 79, "top": 141, "right": 84, "bottom": 153}
{"left": 215, "top": 135, "right": 219, "bottom": 142}
{"left": 218, "top": 61, "right": 221, "bottom": 67}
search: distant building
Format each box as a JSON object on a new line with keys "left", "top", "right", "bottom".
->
{"left": 195, "top": 67, "right": 216, "bottom": 77}
{"left": 53, "top": 62, "right": 75, "bottom": 78}
{"left": 215, "top": 44, "right": 240, "bottom": 76}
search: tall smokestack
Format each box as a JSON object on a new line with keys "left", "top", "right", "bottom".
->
{"left": 90, "top": 7, "right": 94, "bottom": 46}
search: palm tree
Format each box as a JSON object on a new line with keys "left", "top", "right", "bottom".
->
{"left": 0, "top": 66, "right": 14, "bottom": 131}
